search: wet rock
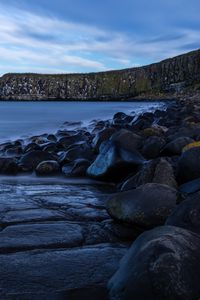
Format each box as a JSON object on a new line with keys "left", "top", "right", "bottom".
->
{"left": 2, "top": 208, "right": 65, "bottom": 225}
{"left": 23, "top": 142, "right": 41, "bottom": 153}
{"left": 110, "top": 129, "right": 142, "bottom": 152}
{"left": 179, "top": 177, "right": 200, "bottom": 194}
{"left": 41, "top": 142, "right": 58, "bottom": 153}
{"left": 142, "top": 125, "right": 165, "bottom": 137}
{"left": 92, "top": 127, "right": 116, "bottom": 153}
{"left": 162, "top": 136, "right": 194, "bottom": 155}
{"left": 31, "top": 135, "right": 48, "bottom": 145}
{"left": 19, "top": 150, "right": 56, "bottom": 171}
{"left": 35, "top": 160, "right": 60, "bottom": 176}
{"left": 0, "top": 244, "right": 126, "bottom": 296}
{"left": 0, "top": 157, "right": 19, "bottom": 174}
{"left": 47, "top": 134, "right": 57, "bottom": 142}
{"left": 63, "top": 142, "right": 93, "bottom": 162}
{"left": 177, "top": 147, "right": 200, "bottom": 183}
{"left": 5, "top": 146, "right": 23, "bottom": 157}
{"left": 107, "top": 183, "right": 177, "bottom": 228}
{"left": 58, "top": 133, "right": 85, "bottom": 149}
{"left": 121, "top": 158, "right": 177, "bottom": 191}
{"left": 152, "top": 158, "right": 178, "bottom": 189}
{"left": 62, "top": 159, "right": 90, "bottom": 177}
{"left": 87, "top": 140, "right": 144, "bottom": 181}
{"left": 166, "top": 193, "right": 200, "bottom": 234}
{"left": 0, "top": 222, "right": 84, "bottom": 253}
{"left": 142, "top": 136, "right": 166, "bottom": 159}
{"left": 108, "top": 225, "right": 200, "bottom": 300}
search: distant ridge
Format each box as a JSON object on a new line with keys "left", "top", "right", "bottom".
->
{"left": 0, "top": 49, "right": 199, "bottom": 100}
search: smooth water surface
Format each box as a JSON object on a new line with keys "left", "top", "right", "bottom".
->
{"left": 0, "top": 101, "right": 166, "bottom": 142}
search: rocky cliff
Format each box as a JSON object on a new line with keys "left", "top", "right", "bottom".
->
{"left": 0, "top": 49, "right": 199, "bottom": 100}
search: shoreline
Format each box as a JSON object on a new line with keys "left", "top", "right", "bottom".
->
{"left": 1, "top": 94, "right": 200, "bottom": 298}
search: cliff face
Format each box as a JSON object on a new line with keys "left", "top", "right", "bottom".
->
{"left": 0, "top": 49, "right": 200, "bottom": 100}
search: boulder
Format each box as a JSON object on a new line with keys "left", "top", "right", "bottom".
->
{"left": 23, "top": 143, "right": 41, "bottom": 153}
{"left": 62, "top": 159, "right": 90, "bottom": 177}
{"left": 35, "top": 160, "right": 60, "bottom": 176}
{"left": 177, "top": 147, "right": 200, "bottom": 183}
{"left": 121, "top": 158, "right": 177, "bottom": 191}
{"left": 0, "top": 157, "right": 19, "bottom": 175}
{"left": 58, "top": 133, "right": 84, "bottom": 149}
{"left": 19, "top": 150, "right": 56, "bottom": 171}
{"left": 162, "top": 136, "right": 194, "bottom": 155}
{"left": 166, "top": 193, "right": 200, "bottom": 234}
{"left": 110, "top": 129, "right": 142, "bottom": 152}
{"left": 179, "top": 177, "right": 200, "bottom": 194}
{"left": 64, "top": 142, "right": 93, "bottom": 162}
{"left": 107, "top": 183, "right": 177, "bottom": 228}
{"left": 92, "top": 127, "right": 116, "bottom": 153}
{"left": 108, "top": 225, "right": 200, "bottom": 300}
{"left": 87, "top": 140, "right": 144, "bottom": 181}
{"left": 142, "top": 136, "right": 165, "bottom": 159}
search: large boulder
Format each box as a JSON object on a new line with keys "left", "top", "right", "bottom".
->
{"left": 107, "top": 183, "right": 177, "bottom": 228}
{"left": 142, "top": 136, "right": 165, "bottom": 159}
{"left": 162, "top": 136, "right": 194, "bottom": 155}
{"left": 108, "top": 225, "right": 200, "bottom": 300}
{"left": 92, "top": 127, "right": 116, "bottom": 153}
{"left": 121, "top": 158, "right": 177, "bottom": 191}
{"left": 166, "top": 193, "right": 200, "bottom": 234}
{"left": 110, "top": 129, "right": 142, "bottom": 152}
{"left": 35, "top": 160, "right": 60, "bottom": 176}
{"left": 177, "top": 147, "right": 200, "bottom": 183}
{"left": 19, "top": 150, "right": 56, "bottom": 171}
{"left": 87, "top": 140, "right": 144, "bottom": 181}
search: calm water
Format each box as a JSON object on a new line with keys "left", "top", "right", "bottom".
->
{"left": 0, "top": 101, "right": 166, "bottom": 142}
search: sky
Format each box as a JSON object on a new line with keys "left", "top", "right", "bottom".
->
{"left": 0, "top": 0, "right": 199, "bottom": 75}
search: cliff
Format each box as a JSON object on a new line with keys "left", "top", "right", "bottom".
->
{"left": 0, "top": 49, "right": 200, "bottom": 100}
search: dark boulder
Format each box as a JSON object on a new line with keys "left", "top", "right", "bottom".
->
{"left": 166, "top": 193, "right": 200, "bottom": 234}
{"left": 5, "top": 146, "right": 23, "bottom": 158}
{"left": 35, "top": 160, "right": 60, "bottom": 176}
{"left": 0, "top": 157, "right": 19, "bottom": 175}
{"left": 64, "top": 142, "right": 93, "bottom": 162}
{"left": 62, "top": 159, "right": 90, "bottom": 177}
{"left": 121, "top": 158, "right": 177, "bottom": 191}
{"left": 58, "top": 133, "right": 84, "bottom": 149}
{"left": 19, "top": 150, "right": 56, "bottom": 171}
{"left": 110, "top": 129, "right": 142, "bottom": 152}
{"left": 107, "top": 183, "right": 177, "bottom": 228}
{"left": 142, "top": 136, "right": 166, "bottom": 159}
{"left": 162, "top": 136, "right": 194, "bottom": 155}
{"left": 179, "top": 177, "right": 200, "bottom": 194}
{"left": 108, "top": 225, "right": 200, "bottom": 300}
{"left": 92, "top": 127, "right": 116, "bottom": 153}
{"left": 177, "top": 147, "right": 200, "bottom": 183}
{"left": 87, "top": 140, "right": 144, "bottom": 181}
{"left": 23, "top": 143, "right": 41, "bottom": 153}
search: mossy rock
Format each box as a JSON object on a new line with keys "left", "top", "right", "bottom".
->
{"left": 182, "top": 141, "right": 200, "bottom": 152}
{"left": 142, "top": 127, "right": 162, "bottom": 137}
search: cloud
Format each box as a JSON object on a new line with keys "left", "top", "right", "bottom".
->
{"left": 0, "top": 2, "right": 199, "bottom": 75}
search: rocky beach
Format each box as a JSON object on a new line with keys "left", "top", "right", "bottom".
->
{"left": 0, "top": 91, "right": 200, "bottom": 299}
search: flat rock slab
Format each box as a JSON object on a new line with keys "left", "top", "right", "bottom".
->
{"left": 0, "top": 244, "right": 126, "bottom": 297}
{"left": 0, "top": 222, "right": 84, "bottom": 253}
{"left": 1, "top": 208, "right": 65, "bottom": 225}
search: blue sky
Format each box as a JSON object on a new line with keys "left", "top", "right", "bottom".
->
{"left": 0, "top": 0, "right": 199, "bottom": 75}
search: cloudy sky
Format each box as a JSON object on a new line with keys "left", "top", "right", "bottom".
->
{"left": 0, "top": 0, "right": 199, "bottom": 75}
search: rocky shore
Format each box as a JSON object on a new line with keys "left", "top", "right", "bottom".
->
{"left": 1, "top": 94, "right": 200, "bottom": 299}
